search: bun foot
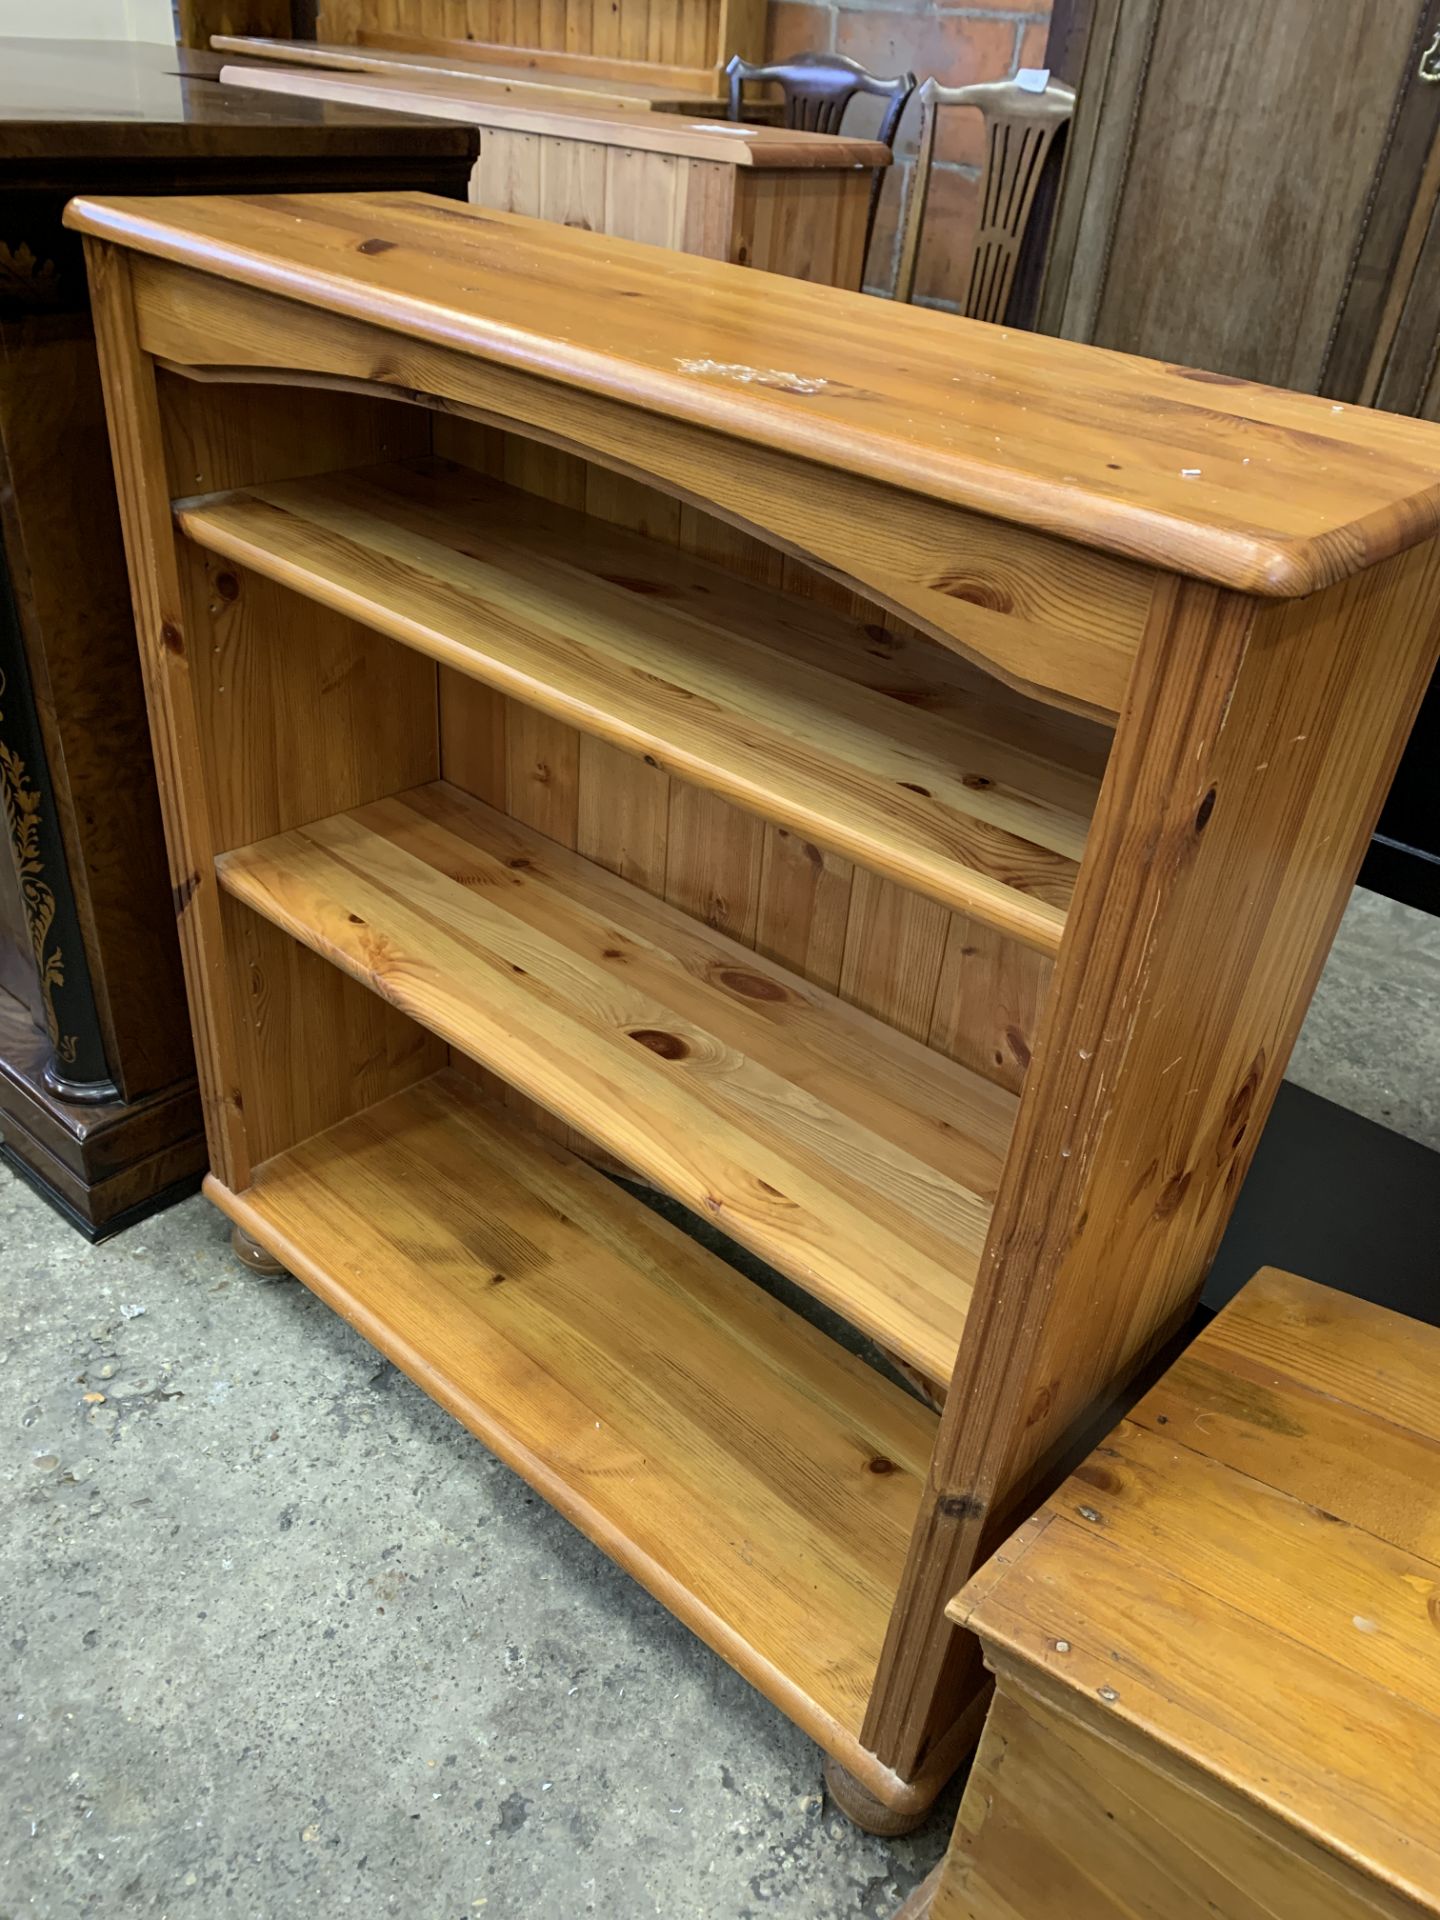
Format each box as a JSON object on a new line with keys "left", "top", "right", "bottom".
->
{"left": 822, "top": 1752, "right": 929, "bottom": 1836}
{"left": 230, "top": 1223, "right": 288, "bottom": 1277}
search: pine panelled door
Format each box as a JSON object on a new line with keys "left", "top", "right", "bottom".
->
{"left": 68, "top": 189, "right": 1440, "bottom": 1824}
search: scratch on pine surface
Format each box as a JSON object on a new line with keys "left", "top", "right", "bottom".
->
{"left": 675, "top": 357, "right": 830, "bottom": 396}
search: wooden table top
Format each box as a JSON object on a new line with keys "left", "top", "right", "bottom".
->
{"left": 211, "top": 35, "right": 727, "bottom": 114}
{"left": 0, "top": 39, "right": 478, "bottom": 161}
{"left": 216, "top": 63, "right": 888, "bottom": 170}
{"left": 954, "top": 1267, "right": 1440, "bottom": 1911}
{"left": 63, "top": 189, "right": 1440, "bottom": 597}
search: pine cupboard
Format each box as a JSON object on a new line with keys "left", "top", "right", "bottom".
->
{"left": 899, "top": 1269, "right": 1440, "bottom": 1919}
{"left": 70, "top": 189, "right": 1440, "bottom": 1823}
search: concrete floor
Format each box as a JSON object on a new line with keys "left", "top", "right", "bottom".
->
{"left": 2, "top": 884, "right": 1436, "bottom": 1919}
{"left": 1287, "top": 886, "right": 1440, "bottom": 1152}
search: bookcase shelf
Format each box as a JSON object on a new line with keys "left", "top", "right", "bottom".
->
{"left": 178, "top": 457, "right": 1098, "bottom": 956}
{"left": 208, "top": 1066, "right": 935, "bottom": 1772}
{"left": 78, "top": 188, "right": 1440, "bottom": 1827}
{"left": 218, "top": 779, "right": 1017, "bottom": 1383}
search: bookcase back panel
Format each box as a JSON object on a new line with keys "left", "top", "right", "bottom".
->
{"left": 433, "top": 418, "right": 1076, "bottom": 1100}
{"left": 224, "top": 893, "right": 446, "bottom": 1167}
{"left": 160, "top": 371, "right": 429, "bottom": 501}
{"left": 179, "top": 542, "right": 439, "bottom": 856}
{"left": 442, "top": 668, "right": 1056, "bottom": 1097}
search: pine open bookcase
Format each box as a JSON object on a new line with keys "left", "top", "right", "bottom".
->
{"left": 70, "top": 188, "right": 1440, "bottom": 1827}
{"left": 212, "top": 0, "right": 767, "bottom": 110}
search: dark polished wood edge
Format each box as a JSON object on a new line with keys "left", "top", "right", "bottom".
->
{"left": 1, "top": 1140, "right": 202, "bottom": 1240}
{"left": 0, "top": 985, "right": 204, "bottom": 1233}
{"left": 7, "top": 154, "right": 476, "bottom": 195}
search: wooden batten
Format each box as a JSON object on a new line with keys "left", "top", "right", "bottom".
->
{"left": 217, "top": 50, "right": 665, "bottom": 114}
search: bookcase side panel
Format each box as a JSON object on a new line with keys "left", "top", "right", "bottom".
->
{"left": 864, "top": 542, "right": 1440, "bottom": 1782}
{"left": 88, "top": 243, "right": 444, "bottom": 1185}
{"left": 223, "top": 894, "right": 445, "bottom": 1169}
{"left": 86, "top": 239, "right": 253, "bottom": 1189}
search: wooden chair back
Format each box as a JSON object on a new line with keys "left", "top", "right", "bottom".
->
{"left": 895, "top": 72, "right": 1075, "bottom": 318}
{"left": 726, "top": 50, "right": 916, "bottom": 271}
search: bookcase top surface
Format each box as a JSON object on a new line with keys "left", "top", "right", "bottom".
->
{"left": 67, "top": 189, "right": 1440, "bottom": 597}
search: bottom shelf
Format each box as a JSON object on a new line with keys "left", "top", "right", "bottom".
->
{"left": 208, "top": 1068, "right": 938, "bottom": 1790}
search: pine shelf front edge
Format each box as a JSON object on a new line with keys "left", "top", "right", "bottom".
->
{"left": 217, "top": 781, "right": 1014, "bottom": 1382}
{"left": 176, "top": 457, "right": 1100, "bottom": 957}
{"left": 206, "top": 1069, "right": 937, "bottom": 1783}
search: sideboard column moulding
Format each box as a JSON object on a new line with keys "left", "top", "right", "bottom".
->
{"left": 68, "top": 188, "right": 1440, "bottom": 1824}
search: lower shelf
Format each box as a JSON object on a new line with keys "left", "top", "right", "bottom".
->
{"left": 219, "top": 780, "right": 1014, "bottom": 1383}
{"left": 208, "top": 1068, "right": 938, "bottom": 1788}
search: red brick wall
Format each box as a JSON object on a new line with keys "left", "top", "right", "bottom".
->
{"left": 764, "top": 3, "right": 1053, "bottom": 303}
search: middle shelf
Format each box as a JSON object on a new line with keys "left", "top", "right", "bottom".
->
{"left": 218, "top": 780, "right": 1019, "bottom": 1382}
{"left": 177, "top": 455, "right": 1104, "bottom": 956}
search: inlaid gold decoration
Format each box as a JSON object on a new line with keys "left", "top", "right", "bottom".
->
{"left": 0, "top": 671, "right": 77, "bottom": 1063}
{"left": 0, "top": 242, "right": 61, "bottom": 311}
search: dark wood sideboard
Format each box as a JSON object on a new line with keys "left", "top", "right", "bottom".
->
{"left": 0, "top": 38, "right": 476, "bottom": 1235}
